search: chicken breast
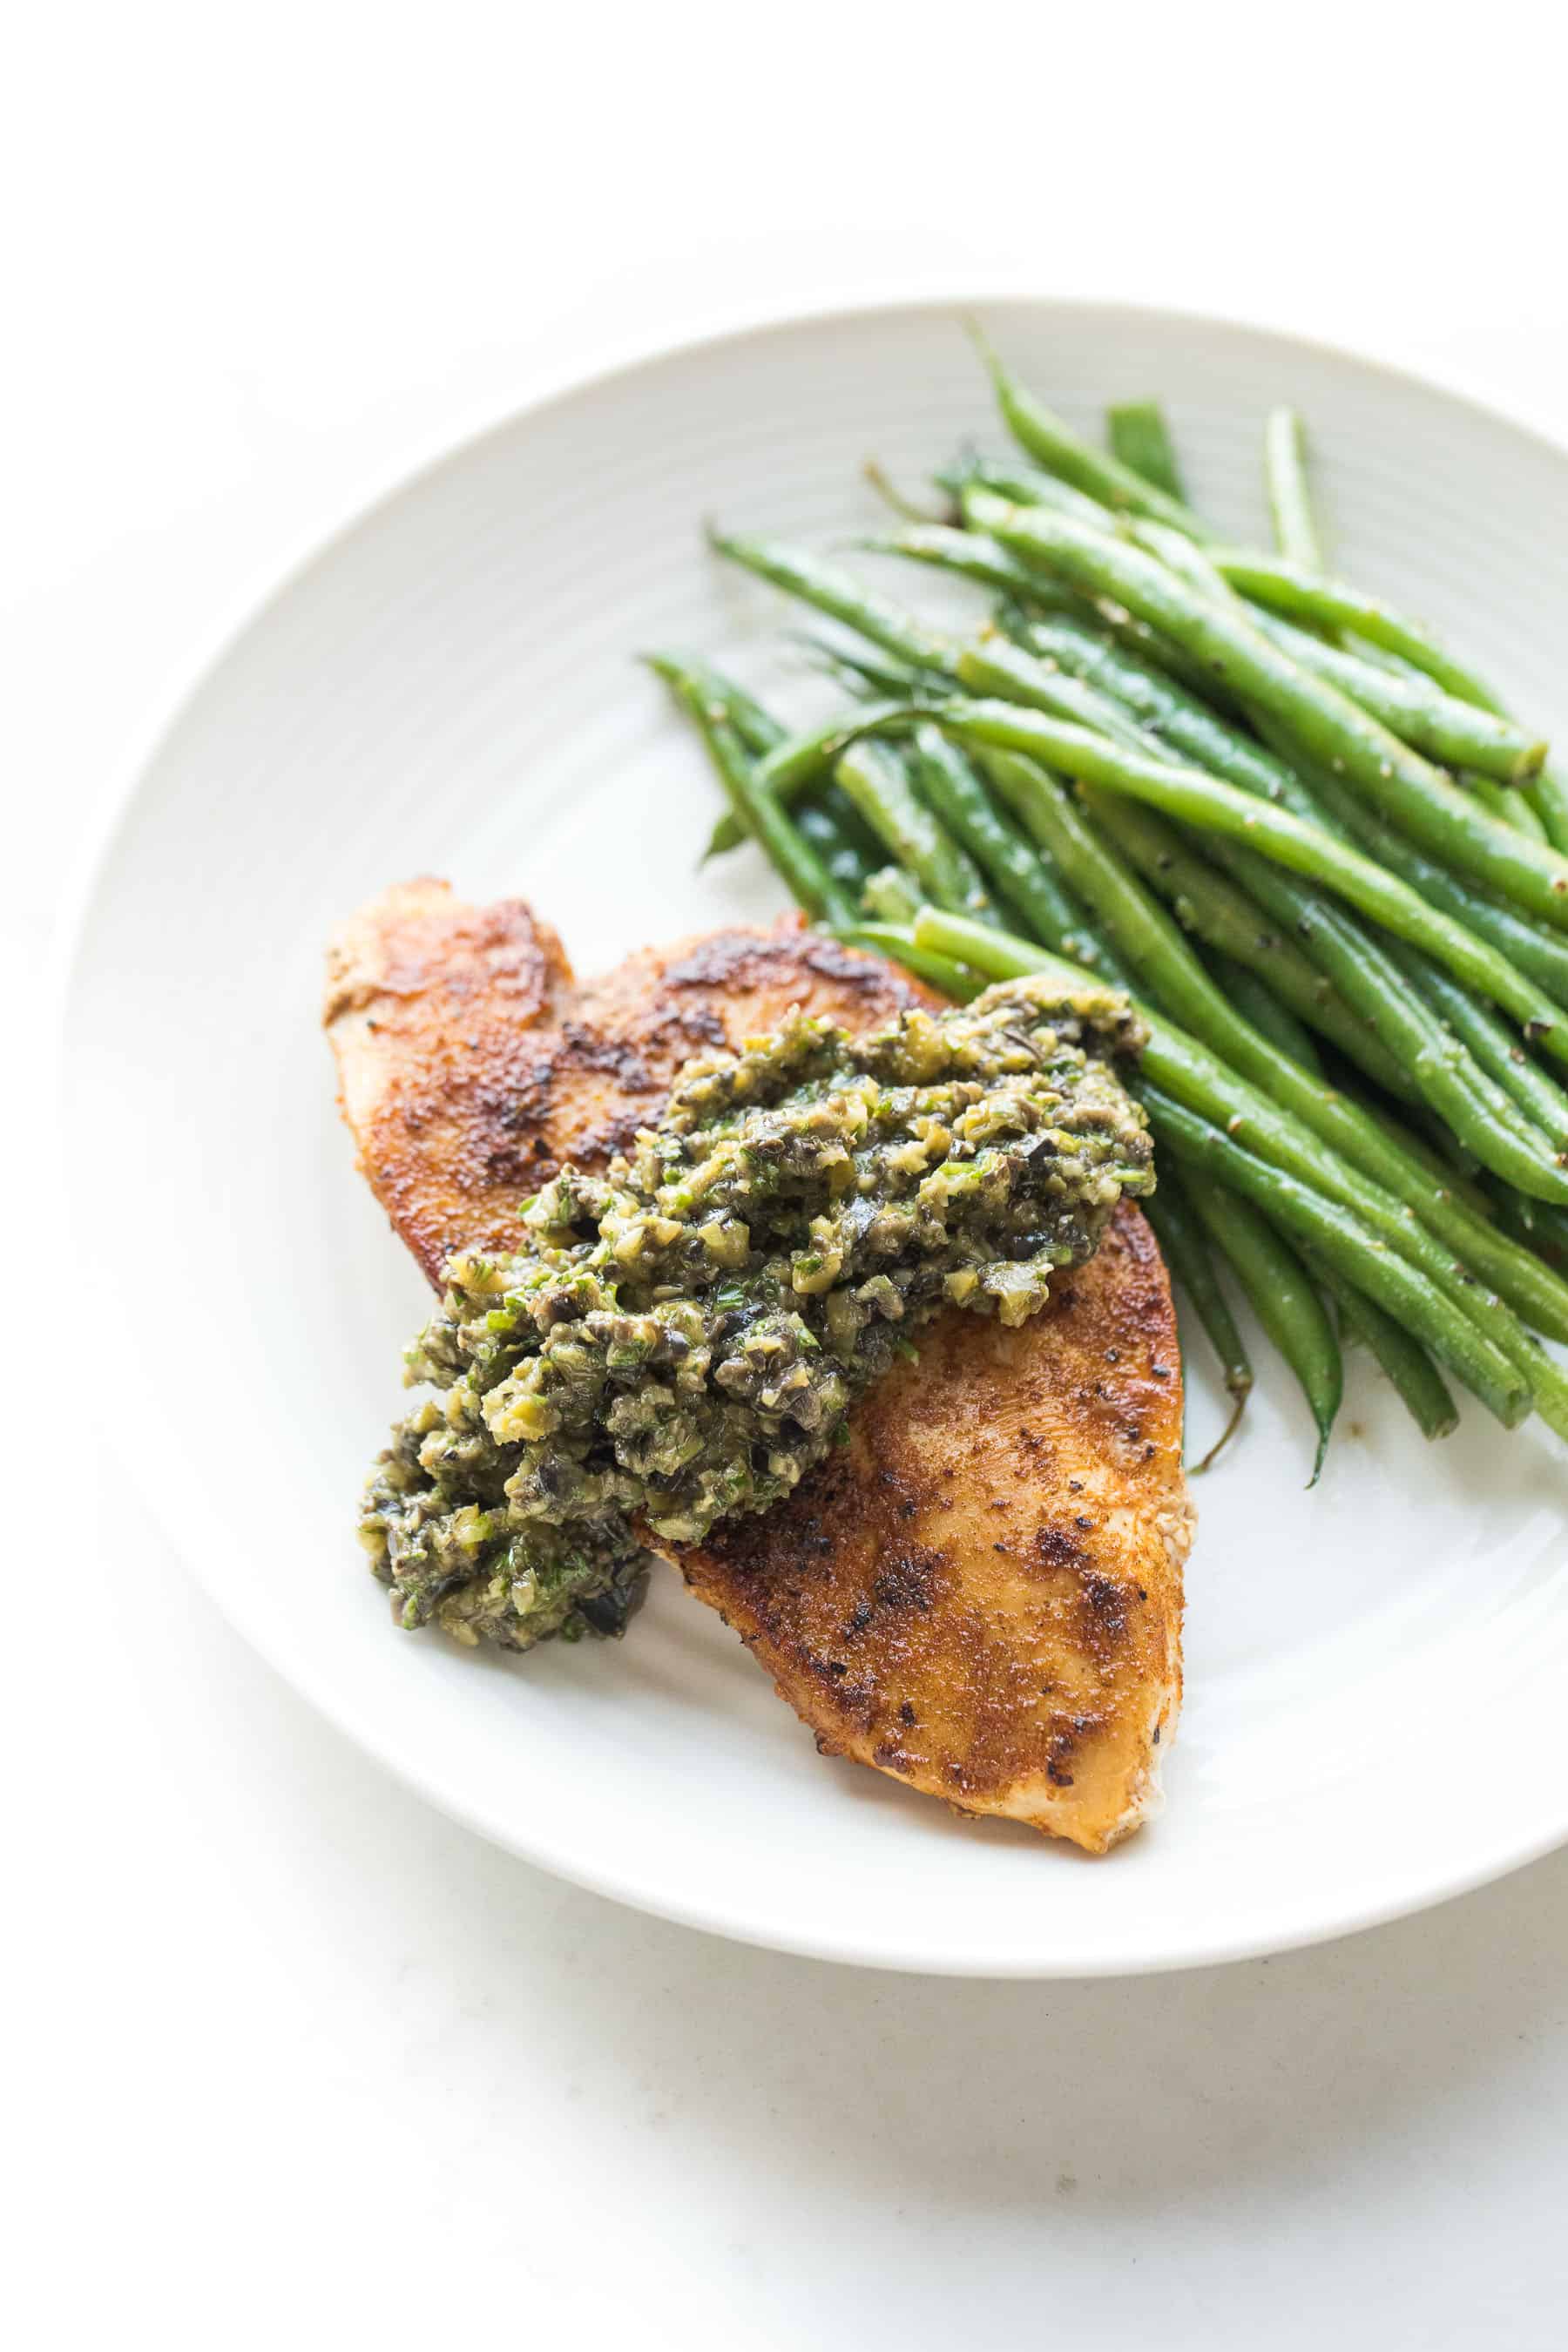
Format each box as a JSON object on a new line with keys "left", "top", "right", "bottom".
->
{"left": 325, "top": 880, "right": 1192, "bottom": 1850}
{"left": 325, "top": 878, "right": 932, "bottom": 1284}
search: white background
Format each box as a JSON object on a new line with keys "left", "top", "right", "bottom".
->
{"left": 11, "top": 6, "right": 1568, "bottom": 2344}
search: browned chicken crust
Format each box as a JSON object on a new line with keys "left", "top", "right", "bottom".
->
{"left": 679, "top": 1209, "right": 1186, "bottom": 1848}
{"left": 325, "top": 879, "right": 929, "bottom": 1284}
{"left": 325, "top": 880, "right": 1191, "bottom": 1851}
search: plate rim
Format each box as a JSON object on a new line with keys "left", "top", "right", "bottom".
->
{"left": 53, "top": 290, "right": 1568, "bottom": 1977}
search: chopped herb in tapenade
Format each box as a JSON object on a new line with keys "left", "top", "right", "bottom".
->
{"left": 360, "top": 975, "right": 1153, "bottom": 1652}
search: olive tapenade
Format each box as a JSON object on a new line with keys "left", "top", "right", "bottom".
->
{"left": 361, "top": 974, "right": 1152, "bottom": 1651}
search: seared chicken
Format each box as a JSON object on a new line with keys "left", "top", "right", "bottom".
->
{"left": 325, "top": 879, "right": 934, "bottom": 1284}
{"left": 326, "top": 880, "right": 1191, "bottom": 1850}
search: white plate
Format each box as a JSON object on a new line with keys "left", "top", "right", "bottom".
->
{"left": 60, "top": 299, "right": 1568, "bottom": 1976}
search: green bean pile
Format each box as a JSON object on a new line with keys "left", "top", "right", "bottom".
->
{"left": 649, "top": 330, "right": 1568, "bottom": 1477}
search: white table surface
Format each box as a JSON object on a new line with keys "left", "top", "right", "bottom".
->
{"left": 13, "top": 9, "right": 1568, "bottom": 2344}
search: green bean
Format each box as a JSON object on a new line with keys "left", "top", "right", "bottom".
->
{"left": 1139, "top": 1166, "right": 1252, "bottom": 1470}
{"left": 1494, "top": 1186, "right": 1546, "bottom": 1247}
{"left": 1245, "top": 609, "right": 1543, "bottom": 784}
{"left": 846, "top": 736, "right": 1129, "bottom": 990}
{"left": 1338, "top": 638, "right": 1429, "bottom": 684}
{"left": 817, "top": 778, "right": 887, "bottom": 874}
{"left": 656, "top": 645, "right": 823, "bottom": 866}
{"left": 645, "top": 650, "right": 787, "bottom": 757}
{"left": 957, "top": 760, "right": 1141, "bottom": 988}
{"left": 1304, "top": 1258, "right": 1458, "bottom": 1441}
{"left": 791, "top": 630, "right": 949, "bottom": 703}
{"left": 978, "top": 747, "right": 1205, "bottom": 988}
{"left": 1343, "top": 1091, "right": 1496, "bottom": 1225}
{"left": 1185, "top": 1178, "right": 1341, "bottom": 1481}
{"left": 1144, "top": 1086, "right": 1531, "bottom": 1428}
{"left": 719, "top": 763, "right": 854, "bottom": 928}
{"left": 1284, "top": 751, "right": 1568, "bottom": 1004}
{"left": 905, "top": 723, "right": 1087, "bottom": 953}
{"left": 977, "top": 746, "right": 1540, "bottom": 1191}
{"left": 955, "top": 637, "right": 1156, "bottom": 752}
{"left": 672, "top": 682, "right": 1532, "bottom": 1420}
{"left": 1210, "top": 548, "right": 1504, "bottom": 709}
{"left": 834, "top": 923, "right": 982, "bottom": 1001}
{"left": 937, "top": 449, "right": 1119, "bottom": 529}
{"left": 680, "top": 396, "right": 1568, "bottom": 1460}
{"left": 1204, "top": 951, "right": 1323, "bottom": 1072}
{"left": 833, "top": 740, "right": 991, "bottom": 916}
{"left": 699, "top": 531, "right": 963, "bottom": 861}
{"left": 754, "top": 701, "right": 915, "bottom": 797}
{"left": 1485, "top": 1184, "right": 1565, "bottom": 1269}
{"left": 1373, "top": 958, "right": 1558, "bottom": 1163}
{"left": 1078, "top": 787, "right": 1416, "bottom": 1100}
{"left": 708, "top": 528, "right": 956, "bottom": 672}
{"left": 1037, "top": 749, "right": 1566, "bottom": 1193}
{"left": 982, "top": 436, "right": 1558, "bottom": 854}
{"left": 1487, "top": 1185, "right": 1568, "bottom": 1263}
{"left": 1394, "top": 943, "right": 1568, "bottom": 1149}
{"left": 665, "top": 686, "right": 976, "bottom": 1004}
{"left": 1107, "top": 401, "right": 1187, "bottom": 503}
{"left": 1076, "top": 648, "right": 1557, "bottom": 1151}
{"left": 1015, "top": 598, "right": 1227, "bottom": 700}
{"left": 970, "top": 327, "right": 1202, "bottom": 536}
{"left": 1033, "top": 625, "right": 1568, "bottom": 1061}
{"left": 1524, "top": 768, "right": 1568, "bottom": 855}
{"left": 964, "top": 491, "right": 1568, "bottom": 925}
{"left": 1499, "top": 778, "right": 1552, "bottom": 841}
{"left": 862, "top": 522, "right": 1220, "bottom": 694}
{"left": 855, "top": 522, "right": 1071, "bottom": 606}
{"left": 1465, "top": 768, "right": 1549, "bottom": 839}
{"left": 768, "top": 645, "right": 940, "bottom": 880}
{"left": 1204, "top": 838, "right": 1568, "bottom": 1201}
{"left": 1004, "top": 612, "right": 1330, "bottom": 824}
{"left": 704, "top": 699, "right": 915, "bottom": 860}
{"left": 1527, "top": 1198, "right": 1568, "bottom": 1257}
{"left": 966, "top": 747, "right": 1568, "bottom": 1223}
{"left": 1263, "top": 409, "right": 1326, "bottom": 574}
{"left": 985, "top": 858, "right": 1546, "bottom": 1409}
{"left": 860, "top": 865, "right": 922, "bottom": 924}
{"left": 1247, "top": 558, "right": 1568, "bottom": 855}
{"left": 651, "top": 660, "right": 855, "bottom": 926}
{"left": 1129, "top": 517, "right": 1239, "bottom": 603}
{"left": 795, "top": 798, "right": 874, "bottom": 891}
{"left": 914, "top": 906, "right": 1568, "bottom": 1352}
{"left": 947, "top": 675, "right": 1568, "bottom": 1191}
{"left": 919, "top": 691, "right": 1568, "bottom": 1063}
